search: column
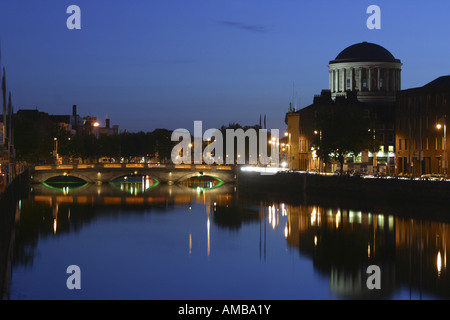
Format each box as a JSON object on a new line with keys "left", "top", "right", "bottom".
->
{"left": 350, "top": 68, "right": 355, "bottom": 91}
{"left": 358, "top": 67, "right": 363, "bottom": 92}
{"left": 335, "top": 69, "right": 339, "bottom": 92}
{"left": 368, "top": 68, "right": 372, "bottom": 91}
{"left": 395, "top": 70, "right": 400, "bottom": 91}
{"left": 377, "top": 68, "right": 381, "bottom": 91}
{"left": 391, "top": 69, "right": 396, "bottom": 92}
{"left": 398, "top": 69, "right": 401, "bottom": 90}
{"left": 342, "top": 68, "right": 347, "bottom": 92}
{"left": 385, "top": 68, "right": 390, "bottom": 92}
{"left": 329, "top": 70, "right": 332, "bottom": 92}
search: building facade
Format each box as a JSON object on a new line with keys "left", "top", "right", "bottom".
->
{"left": 396, "top": 76, "right": 450, "bottom": 177}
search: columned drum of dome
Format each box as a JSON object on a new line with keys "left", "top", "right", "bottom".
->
{"left": 328, "top": 42, "right": 402, "bottom": 103}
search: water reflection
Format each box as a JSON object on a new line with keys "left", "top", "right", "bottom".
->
{"left": 42, "top": 175, "right": 88, "bottom": 193}
{"left": 110, "top": 175, "right": 159, "bottom": 195}
{"left": 3, "top": 182, "right": 450, "bottom": 299}
{"left": 180, "top": 175, "right": 225, "bottom": 190}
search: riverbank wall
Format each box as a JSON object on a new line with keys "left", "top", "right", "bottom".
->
{"left": 0, "top": 170, "right": 30, "bottom": 299}
{"left": 238, "top": 171, "right": 450, "bottom": 206}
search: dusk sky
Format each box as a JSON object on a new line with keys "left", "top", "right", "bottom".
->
{"left": 1, "top": 0, "right": 449, "bottom": 133}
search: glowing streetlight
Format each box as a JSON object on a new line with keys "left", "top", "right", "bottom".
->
{"left": 436, "top": 116, "right": 447, "bottom": 177}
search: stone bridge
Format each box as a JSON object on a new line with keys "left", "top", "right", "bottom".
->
{"left": 30, "top": 163, "right": 238, "bottom": 185}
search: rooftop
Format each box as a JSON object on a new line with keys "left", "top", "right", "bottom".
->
{"left": 329, "top": 42, "right": 401, "bottom": 64}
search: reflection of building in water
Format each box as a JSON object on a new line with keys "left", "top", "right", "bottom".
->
{"left": 395, "top": 218, "right": 449, "bottom": 296}
{"left": 0, "top": 193, "right": 20, "bottom": 300}
{"left": 284, "top": 203, "right": 449, "bottom": 299}
{"left": 27, "top": 183, "right": 234, "bottom": 238}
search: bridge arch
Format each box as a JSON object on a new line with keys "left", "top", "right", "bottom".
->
{"left": 39, "top": 172, "right": 95, "bottom": 184}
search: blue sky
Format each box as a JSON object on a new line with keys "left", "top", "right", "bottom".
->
{"left": 1, "top": 0, "right": 449, "bottom": 132}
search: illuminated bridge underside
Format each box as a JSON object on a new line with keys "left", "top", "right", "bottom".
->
{"left": 31, "top": 164, "right": 237, "bottom": 185}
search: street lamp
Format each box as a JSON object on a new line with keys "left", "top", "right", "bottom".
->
{"left": 436, "top": 116, "right": 447, "bottom": 177}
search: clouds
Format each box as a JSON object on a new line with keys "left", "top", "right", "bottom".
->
{"left": 218, "top": 20, "right": 268, "bottom": 34}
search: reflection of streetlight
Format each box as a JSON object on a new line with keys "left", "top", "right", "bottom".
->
{"left": 437, "top": 251, "right": 442, "bottom": 276}
{"left": 436, "top": 116, "right": 447, "bottom": 177}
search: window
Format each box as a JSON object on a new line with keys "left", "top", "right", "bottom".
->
{"left": 300, "top": 139, "right": 307, "bottom": 153}
{"left": 388, "top": 133, "right": 394, "bottom": 143}
{"left": 346, "top": 79, "right": 350, "bottom": 88}
{"left": 398, "top": 138, "right": 402, "bottom": 150}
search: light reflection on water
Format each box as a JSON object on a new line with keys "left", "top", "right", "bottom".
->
{"left": 3, "top": 181, "right": 450, "bottom": 300}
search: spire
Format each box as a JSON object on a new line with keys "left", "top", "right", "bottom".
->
{"left": 8, "top": 91, "right": 12, "bottom": 142}
{"left": 2, "top": 67, "right": 5, "bottom": 146}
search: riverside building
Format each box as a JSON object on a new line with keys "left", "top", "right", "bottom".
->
{"left": 285, "top": 42, "right": 402, "bottom": 173}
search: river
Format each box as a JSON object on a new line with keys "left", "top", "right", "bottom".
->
{"left": 2, "top": 177, "right": 449, "bottom": 300}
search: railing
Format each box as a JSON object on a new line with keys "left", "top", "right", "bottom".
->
{"left": 33, "top": 163, "right": 235, "bottom": 171}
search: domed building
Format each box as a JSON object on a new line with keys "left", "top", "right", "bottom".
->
{"left": 328, "top": 42, "right": 402, "bottom": 103}
{"left": 285, "top": 42, "right": 401, "bottom": 173}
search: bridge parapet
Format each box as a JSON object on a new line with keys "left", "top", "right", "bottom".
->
{"left": 33, "top": 163, "right": 235, "bottom": 171}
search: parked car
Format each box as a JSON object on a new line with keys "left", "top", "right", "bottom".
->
{"left": 420, "top": 174, "right": 445, "bottom": 181}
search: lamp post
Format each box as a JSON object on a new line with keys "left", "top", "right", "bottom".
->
{"left": 314, "top": 130, "right": 322, "bottom": 172}
{"left": 53, "top": 137, "right": 58, "bottom": 165}
{"left": 284, "top": 131, "right": 291, "bottom": 168}
{"left": 437, "top": 115, "right": 447, "bottom": 177}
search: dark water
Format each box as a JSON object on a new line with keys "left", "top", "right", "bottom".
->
{"left": 3, "top": 179, "right": 450, "bottom": 300}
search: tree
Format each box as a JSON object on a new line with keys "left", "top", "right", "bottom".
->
{"left": 313, "top": 101, "right": 375, "bottom": 174}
